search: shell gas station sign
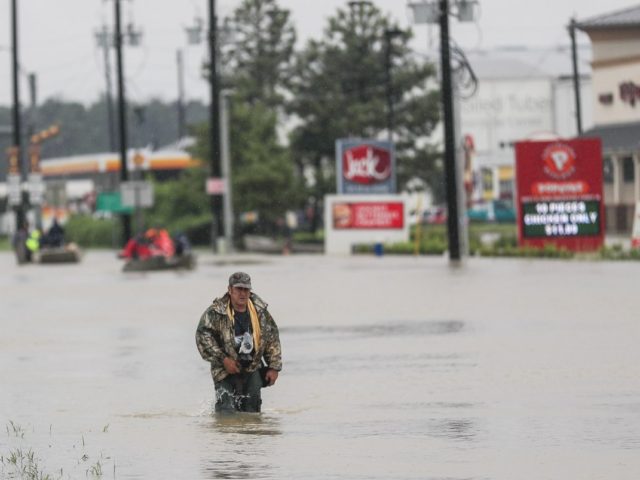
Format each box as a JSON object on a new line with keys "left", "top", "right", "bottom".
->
{"left": 515, "top": 138, "right": 604, "bottom": 252}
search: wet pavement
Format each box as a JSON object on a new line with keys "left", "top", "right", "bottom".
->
{"left": 1, "top": 250, "right": 639, "bottom": 479}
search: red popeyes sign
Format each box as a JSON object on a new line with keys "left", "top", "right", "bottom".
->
{"left": 332, "top": 201, "right": 404, "bottom": 229}
{"left": 515, "top": 138, "right": 604, "bottom": 252}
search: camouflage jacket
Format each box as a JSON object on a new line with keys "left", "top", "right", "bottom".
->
{"left": 195, "top": 292, "right": 282, "bottom": 382}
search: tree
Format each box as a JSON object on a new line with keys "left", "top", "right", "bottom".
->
{"left": 222, "top": 0, "right": 296, "bottom": 108}
{"left": 288, "top": 3, "right": 442, "bottom": 231}
{"left": 145, "top": 165, "right": 212, "bottom": 244}
{"left": 190, "top": 0, "right": 303, "bottom": 235}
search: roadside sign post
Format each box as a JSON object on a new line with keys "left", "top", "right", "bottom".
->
{"left": 28, "top": 144, "right": 44, "bottom": 229}
{"left": 206, "top": 177, "right": 228, "bottom": 253}
{"left": 120, "top": 180, "right": 154, "bottom": 235}
{"left": 6, "top": 146, "right": 24, "bottom": 231}
{"left": 7, "top": 173, "right": 21, "bottom": 207}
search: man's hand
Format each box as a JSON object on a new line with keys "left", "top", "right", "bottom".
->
{"left": 265, "top": 368, "right": 279, "bottom": 386}
{"left": 223, "top": 356, "right": 240, "bottom": 375}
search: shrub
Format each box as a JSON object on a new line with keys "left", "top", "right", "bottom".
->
{"left": 65, "top": 215, "right": 121, "bottom": 248}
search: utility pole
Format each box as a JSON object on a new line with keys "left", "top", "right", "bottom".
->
{"left": 27, "top": 74, "right": 37, "bottom": 143}
{"left": 176, "top": 49, "right": 186, "bottom": 139}
{"left": 384, "top": 28, "right": 403, "bottom": 143}
{"left": 27, "top": 73, "right": 42, "bottom": 230}
{"left": 208, "top": 0, "right": 224, "bottom": 252}
{"left": 114, "top": 0, "right": 132, "bottom": 244}
{"left": 96, "top": 24, "right": 117, "bottom": 152}
{"left": 439, "top": 0, "right": 461, "bottom": 262}
{"left": 11, "top": 0, "right": 25, "bottom": 229}
{"left": 569, "top": 18, "right": 583, "bottom": 136}
{"left": 409, "top": 0, "right": 477, "bottom": 264}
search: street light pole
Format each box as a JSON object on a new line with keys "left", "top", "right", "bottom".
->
{"left": 220, "top": 92, "right": 234, "bottom": 250}
{"left": 96, "top": 24, "right": 117, "bottom": 152}
{"left": 569, "top": 18, "right": 583, "bottom": 136}
{"left": 114, "top": 0, "right": 132, "bottom": 244}
{"left": 439, "top": 0, "right": 462, "bottom": 262}
{"left": 176, "top": 49, "right": 186, "bottom": 139}
{"left": 208, "top": 0, "right": 224, "bottom": 252}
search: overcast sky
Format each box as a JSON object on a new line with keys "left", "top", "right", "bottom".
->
{"left": 0, "top": 0, "right": 638, "bottom": 107}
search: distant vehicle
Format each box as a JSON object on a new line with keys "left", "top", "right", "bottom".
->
{"left": 410, "top": 200, "right": 515, "bottom": 226}
{"left": 122, "top": 253, "right": 196, "bottom": 272}
{"left": 467, "top": 199, "right": 516, "bottom": 223}
{"left": 425, "top": 206, "right": 447, "bottom": 225}
{"left": 408, "top": 205, "right": 447, "bottom": 226}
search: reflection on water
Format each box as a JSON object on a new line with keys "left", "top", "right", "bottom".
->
{"left": 201, "top": 414, "right": 281, "bottom": 480}
{"left": 282, "top": 319, "right": 465, "bottom": 338}
{"left": 426, "top": 418, "right": 479, "bottom": 442}
{"left": 209, "top": 413, "right": 282, "bottom": 437}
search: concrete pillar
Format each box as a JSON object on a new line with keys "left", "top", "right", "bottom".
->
{"left": 612, "top": 154, "right": 620, "bottom": 204}
{"left": 634, "top": 152, "right": 640, "bottom": 205}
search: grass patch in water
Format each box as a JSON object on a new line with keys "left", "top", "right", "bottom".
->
{"left": 2, "top": 421, "right": 112, "bottom": 480}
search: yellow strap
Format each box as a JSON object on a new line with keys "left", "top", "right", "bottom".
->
{"left": 248, "top": 299, "right": 261, "bottom": 350}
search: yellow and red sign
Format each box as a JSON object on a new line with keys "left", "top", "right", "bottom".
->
{"left": 332, "top": 201, "right": 404, "bottom": 230}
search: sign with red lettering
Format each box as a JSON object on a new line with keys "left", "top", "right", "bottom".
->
{"left": 336, "top": 139, "right": 396, "bottom": 194}
{"left": 515, "top": 138, "right": 604, "bottom": 251}
{"left": 206, "top": 177, "right": 226, "bottom": 195}
{"left": 332, "top": 201, "right": 404, "bottom": 229}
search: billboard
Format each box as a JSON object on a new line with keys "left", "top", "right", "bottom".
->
{"left": 332, "top": 201, "right": 404, "bottom": 230}
{"left": 324, "top": 195, "right": 409, "bottom": 254}
{"left": 336, "top": 139, "right": 396, "bottom": 194}
{"left": 515, "top": 138, "right": 604, "bottom": 251}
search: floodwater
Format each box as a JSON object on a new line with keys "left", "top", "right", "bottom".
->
{"left": 1, "top": 250, "right": 639, "bottom": 479}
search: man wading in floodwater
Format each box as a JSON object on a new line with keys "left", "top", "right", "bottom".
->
{"left": 196, "top": 272, "right": 282, "bottom": 412}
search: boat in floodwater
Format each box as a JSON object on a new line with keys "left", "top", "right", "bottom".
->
{"left": 15, "top": 243, "right": 82, "bottom": 265}
{"left": 122, "top": 252, "right": 196, "bottom": 272}
{"left": 38, "top": 245, "right": 82, "bottom": 264}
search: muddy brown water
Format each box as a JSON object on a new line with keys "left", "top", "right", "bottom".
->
{"left": 1, "top": 251, "right": 639, "bottom": 479}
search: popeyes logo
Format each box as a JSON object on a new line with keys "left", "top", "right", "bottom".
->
{"left": 343, "top": 145, "right": 392, "bottom": 185}
{"left": 542, "top": 143, "right": 577, "bottom": 180}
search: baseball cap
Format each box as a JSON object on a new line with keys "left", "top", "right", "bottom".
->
{"left": 229, "top": 272, "right": 252, "bottom": 289}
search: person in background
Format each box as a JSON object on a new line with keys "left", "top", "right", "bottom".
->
{"left": 25, "top": 227, "right": 41, "bottom": 261}
{"left": 195, "top": 272, "right": 282, "bottom": 413}
{"left": 120, "top": 232, "right": 152, "bottom": 259}
{"left": 45, "top": 219, "right": 65, "bottom": 248}
{"left": 173, "top": 231, "right": 192, "bottom": 256}
{"left": 151, "top": 228, "right": 175, "bottom": 257}
{"left": 12, "top": 221, "right": 30, "bottom": 264}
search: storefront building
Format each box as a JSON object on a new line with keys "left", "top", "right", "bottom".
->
{"left": 579, "top": 6, "right": 640, "bottom": 233}
{"left": 460, "top": 47, "right": 593, "bottom": 204}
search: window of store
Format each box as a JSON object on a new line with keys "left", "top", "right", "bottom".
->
{"left": 603, "top": 157, "right": 614, "bottom": 184}
{"left": 498, "top": 179, "right": 513, "bottom": 199}
{"left": 622, "top": 157, "right": 634, "bottom": 183}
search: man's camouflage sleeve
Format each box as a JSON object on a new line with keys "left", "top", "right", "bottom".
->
{"left": 262, "top": 309, "right": 282, "bottom": 371}
{"left": 195, "top": 308, "right": 225, "bottom": 370}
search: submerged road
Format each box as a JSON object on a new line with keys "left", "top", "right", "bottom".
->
{"left": 1, "top": 251, "right": 639, "bottom": 479}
